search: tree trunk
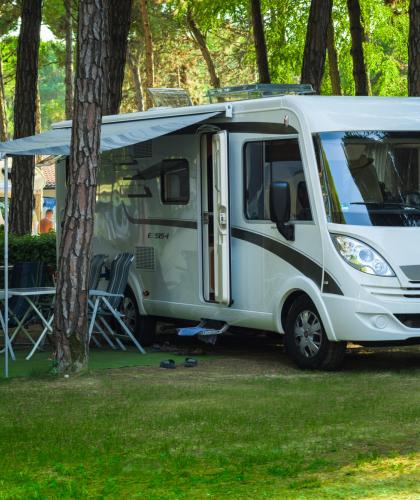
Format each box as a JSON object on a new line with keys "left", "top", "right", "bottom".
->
{"left": 10, "top": 0, "right": 42, "bottom": 236}
{"left": 301, "top": 0, "right": 332, "bottom": 94}
{"left": 127, "top": 50, "right": 144, "bottom": 111}
{"left": 64, "top": 0, "right": 73, "bottom": 120}
{"left": 35, "top": 83, "right": 41, "bottom": 134}
{"left": 347, "top": 0, "right": 371, "bottom": 95}
{"left": 0, "top": 45, "right": 8, "bottom": 142}
{"left": 139, "top": 0, "right": 154, "bottom": 109}
{"left": 327, "top": 20, "right": 342, "bottom": 95}
{"left": 186, "top": 8, "right": 220, "bottom": 89}
{"left": 103, "top": 0, "right": 132, "bottom": 115}
{"left": 409, "top": 0, "right": 420, "bottom": 96}
{"left": 250, "top": 0, "right": 270, "bottom": 83}
{"left": 53, "top": 0, "right": 105, "bottom": 374}
{"left": 178, "top": 64, "right": 188, "bottom": 88}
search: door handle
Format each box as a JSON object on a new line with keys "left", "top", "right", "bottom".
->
{"left": 219, "top": 207, "right": 227, "bottom": 227}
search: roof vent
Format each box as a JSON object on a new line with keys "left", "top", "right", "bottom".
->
{"left": 207, "top": 84, "right": 315, "bottom": 103}
{"left": 147, "top": 88, "right": 192, "bottom": 108}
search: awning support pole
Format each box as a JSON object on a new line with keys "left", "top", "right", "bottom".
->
{"left": 3, "top": 154, "right": 9, "bottom": 378}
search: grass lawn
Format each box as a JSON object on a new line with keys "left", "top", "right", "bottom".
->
{"left": 0, "top": 348, "right": 212, "bottom": 379}
{"left": 0, "top": 343, "right": 419, "bottom": 498}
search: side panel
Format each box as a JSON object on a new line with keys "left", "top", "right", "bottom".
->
{"left": 94, "top": 134, "right": 201, "bottom": 310}
{"left": 229, "top": 131, "right": 324, "bottom": 318}
{"left": 212, "top": 131, "right": 231, "bottom": 305}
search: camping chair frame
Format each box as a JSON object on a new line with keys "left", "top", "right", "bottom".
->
{"left": 88, "top": 253, "right": 145, "bottom": 354}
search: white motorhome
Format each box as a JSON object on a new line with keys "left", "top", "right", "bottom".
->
{"left": 55, "top": 86, "right": 420, "bottom": 369}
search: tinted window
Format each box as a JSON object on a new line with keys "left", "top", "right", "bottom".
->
{"left": 244, "top": 139, "right": 311, "bottom": 221}
{"left": 161, "top": 159, "right": 189, "bottom": 204}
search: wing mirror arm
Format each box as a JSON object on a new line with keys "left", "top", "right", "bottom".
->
{"left": 276, "top": 221, "right": 295, "bottom": 241}
{"left": 270, "top": 181, "right": 295, "bottom": 241}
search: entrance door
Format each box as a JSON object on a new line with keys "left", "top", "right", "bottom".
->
{"left": 201, "top": 131, "right": 231, "bottom": 305}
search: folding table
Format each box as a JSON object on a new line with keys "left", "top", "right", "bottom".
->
{"left": 0, "top": 287, "right": 56, "bottom": 360}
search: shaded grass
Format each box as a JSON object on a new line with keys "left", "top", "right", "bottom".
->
{"left": 0, "top": 348, "right": 214, "bottom": 379}
{"left": 0, "top": 354, "right": 419, "bottom": 498}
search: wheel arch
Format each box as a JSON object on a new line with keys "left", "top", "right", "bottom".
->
{"left": 276, "top": 277, "right": 338, "bottom": 341}
{"left": 127, "top": 270, "right": 147, "bottom": 316}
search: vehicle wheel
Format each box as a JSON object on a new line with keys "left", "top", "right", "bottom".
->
{"left": 284, "top": 295, "right": 346, "bottom": 370}
{"left": 121, "top": 287, "right": 156, "bottom": 346}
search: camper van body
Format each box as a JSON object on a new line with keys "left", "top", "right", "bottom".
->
{"left": 56, "top": 95, "right": 420, "bottom": 366}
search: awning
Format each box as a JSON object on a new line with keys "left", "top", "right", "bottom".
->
{"left": 0, "top": 111, "right": 222, "bottom": 156}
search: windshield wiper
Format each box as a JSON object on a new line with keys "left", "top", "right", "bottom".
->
{"left": 350, "top": 202, "right": 420, "bottom": 212}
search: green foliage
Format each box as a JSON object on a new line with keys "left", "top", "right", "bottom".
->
{"left": 1, "top": 38, "right": 66, "bottom": 134}
{"left": 0, "top": 0, "right": 414, "bottom": 129}
{"left": 0, "top": 230, "right": 56, "bottom": 267}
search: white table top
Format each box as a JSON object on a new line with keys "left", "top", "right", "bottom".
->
{"left": 6, "top": 287, "right": 56, "bottom": 296}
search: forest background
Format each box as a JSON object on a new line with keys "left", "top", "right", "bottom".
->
{"left": 0, "top": 0, "right": 410, "bottom": 136}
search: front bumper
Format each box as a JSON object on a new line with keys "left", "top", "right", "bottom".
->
{"left": 322, "top": 293, "right": 420, "bottom": 342}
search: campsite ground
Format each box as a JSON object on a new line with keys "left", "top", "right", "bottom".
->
{"left": 0, "top": 333, "right": 419, "bottom": 499}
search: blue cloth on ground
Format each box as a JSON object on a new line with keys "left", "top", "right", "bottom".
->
{"left": 177, "top": 326, "right": 206, "bottom": 336}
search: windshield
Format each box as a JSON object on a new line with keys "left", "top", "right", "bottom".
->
{"left": 315, "top": 131, "right": 420, "bottom": 227}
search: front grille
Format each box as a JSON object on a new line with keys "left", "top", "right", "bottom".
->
{"left": 394, "top": 314, "right": 420, "bottom": 328}
{"left": 135, "top": 246, "right": 155, "bottom": 271}
{"left": 363, "top": 285, "right": 420, "bottom": 299}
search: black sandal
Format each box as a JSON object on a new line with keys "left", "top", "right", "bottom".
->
{"left": 160, "top": 359, "right": 176, "bottom": 369}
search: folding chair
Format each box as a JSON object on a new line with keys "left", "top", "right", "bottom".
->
{"left": 3, "top": 262, "right": 46, "bottom": 351}
{"left": 89, "top": 254, "right": 108, "bottom": 291}
{"left": 87, "top": 254, "right": 117, "bottom": 349}
{"left": 88, "top": 253, "right": 145, "bottom": 353}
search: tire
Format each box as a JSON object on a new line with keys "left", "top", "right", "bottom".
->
{"left": 284, "top": 295, "right": 346, "bottom": 370}
{"left": 121, "top": 287, "right": 156, "bottom": 346}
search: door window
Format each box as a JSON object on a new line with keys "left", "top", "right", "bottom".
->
{"left": 244, "top": 138, "right": 312, "bottom": 221}
{"left": 161, "top": 160, "right": 189, "bottom": 204}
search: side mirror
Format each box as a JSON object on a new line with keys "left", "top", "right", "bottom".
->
{"left": 270, "top": 181, "right": 295, "bottom": 241}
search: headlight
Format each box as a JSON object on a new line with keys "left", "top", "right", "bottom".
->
{"left": 332, "top": 234, "right": 395, "bottom": 277}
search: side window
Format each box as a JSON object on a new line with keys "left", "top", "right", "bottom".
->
{"left": 161, "top": 159, "right": 189, "bottom": 204}
{"left": 244, "top": 138, "right": 312, "bottom": 221}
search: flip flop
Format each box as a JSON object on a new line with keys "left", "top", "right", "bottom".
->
{"left": 184, "top": 358, "right": 198, "bottom": 368}
{"left": 160, "top": 359, "right": 176, "bottom": 369}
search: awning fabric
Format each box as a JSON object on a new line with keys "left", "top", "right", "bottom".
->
{"left": 0, "top": 111, "right": 221, "bottom": 156}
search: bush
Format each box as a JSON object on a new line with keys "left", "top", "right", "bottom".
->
{"left": 0, "top": 230, "right": 57, "bottom": 268}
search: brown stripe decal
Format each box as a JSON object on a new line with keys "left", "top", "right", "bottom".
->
{"left": 231, "top": 227, "right": 343, "bottom": 295}
{"left": 122, "top": 202, "right": 197, "bottom": 229}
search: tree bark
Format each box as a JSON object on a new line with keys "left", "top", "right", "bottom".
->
{"left": 0, "top": 45, "right": 8, "bottom": 142}
{"left": 347, "top": 0, "right": 371, "bottom": 95}
{"left": 327, "top": 20, "right": 342, "bottom": 95}
{"left": 178, "top": 64, "right": 188, "bottom": 88}
{"left": 102, "top": 0, "right": 132, "bottom": 115}
{"left": 250, "top": 0, "right": 270, "bottom": 83}
{"left": 186, "top": 7, "right": 220, "bottom": 89}
{"left": 53, "top": 0, "right": 105, "bottom": 374}
{"left": 64, "top": 0, "right": 73, "bottom": 120}
{"left": 127, "top": 50, "right": 144, "bottom": 111}
{"left": 139, "top": 0, "right": 154, "bottom": 109}
{"left": 409, "top": 0, "right": 420, "bottom": 96}
{"left": 301, "top": 0, "right": 332, "bottom": 94}
{"left": 10, "top": 0, "right": 42, "bottom": 235}
{"left": 35, "top": 83, "right": 41, "bottom": 134}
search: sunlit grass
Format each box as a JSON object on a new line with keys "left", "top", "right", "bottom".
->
{"left": 0, "top": 353, "right": 419, "bottom": 498}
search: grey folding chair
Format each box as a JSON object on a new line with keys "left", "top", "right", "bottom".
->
{"left": 87, "top": 254, "right": 113, "bottom": 348}
{"left": 89, "top": 254, "right": 108, "bottom": 291}
{"left": 88, "top": 253, "right": 145, "bottom": 353}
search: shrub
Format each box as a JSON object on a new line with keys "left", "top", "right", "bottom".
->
{"left": 0, "top": 230, "right": 57, "bottom": 268}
